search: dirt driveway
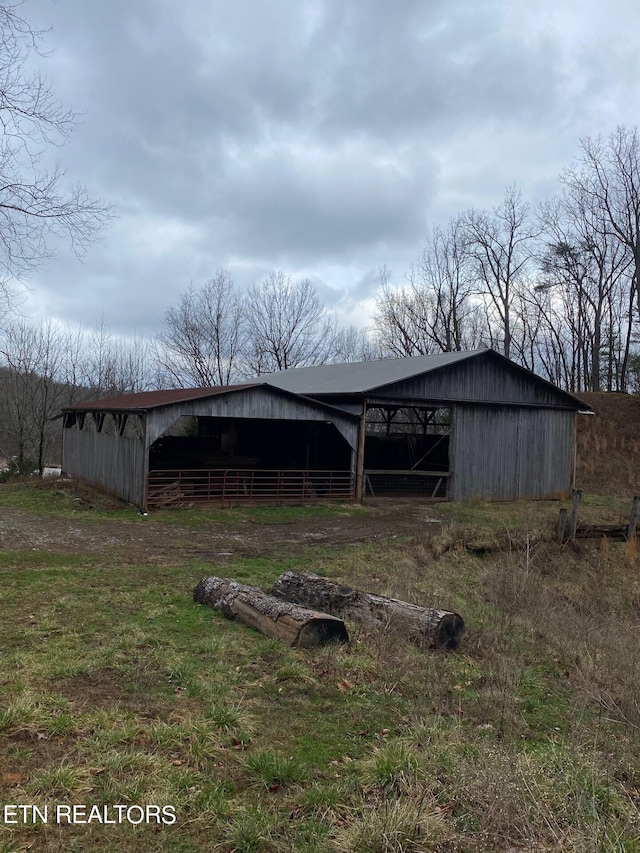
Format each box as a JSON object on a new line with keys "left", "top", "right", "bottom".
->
{"left": 0, "top": 499, "right": 444, "bottom": 565}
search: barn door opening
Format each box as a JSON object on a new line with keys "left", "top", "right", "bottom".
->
{"left": 147, "top": 415, "right": 354, "bottom": 507}
{"left": 363, "top": 405, "right": 451, "bottom": 498}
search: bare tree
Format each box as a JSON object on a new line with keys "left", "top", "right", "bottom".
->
{"left": 413, "top": 219, "right": 482, "bottom": 352}
{"left": 561, "top": 127, "right": 640, "bottom": 327}
{"left": 537, "top": 187, "right": 633, "bottom": 391}
{"left": 332, "top": 324, "right": 379, "bottom": 363}
{"left": 114, "top": 333, "right": 151, "bottom": 394}
{"left": 0, "top": 3, "right": 112, "bottom": 315}
{"left": 518, "top": 285, "right": 574, "bottom": 388}
{"left": 31, "top": 319, "right": 68, "bottom": 473}
{"left": 82, "top": 317, "right": 116, "bottom": 395}
{"left": 373, "top": 267, "right": 433, "bottom": 358}
{"left": 0, "top": 318, "right": 39, "bottom": 469}
{"left": 82, "top": 317, "right": 150, "bottom": 396}
{"left": 154, "top": 270, "right": 245, "bottom": 387}
{"left": 244, "top": 271, "right": 337, "bottom": 374}
{"left": 373, "top": 221, "right": 483, "bottom": 358}
{"left": 0, "top": 315, "right": 153, "bottom": 474}
{"left": 460, "top": 186, "right": 538, "bottom": 358}
{"left": 0, "top": 317, "right": 67, "bottom": 472}
{"left": 373, "top": 265, "right": 436, "bottom": 357}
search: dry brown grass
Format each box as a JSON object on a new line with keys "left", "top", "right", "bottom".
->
{"left": 576, "top": 392, "right": 640, "bottom": 497}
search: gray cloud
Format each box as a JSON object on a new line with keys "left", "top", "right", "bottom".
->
{"left": 17, "top": 0, "right": 640, "bottom": 338}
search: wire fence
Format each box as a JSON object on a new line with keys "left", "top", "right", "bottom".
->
{"left": 364, "top": 469, "right": 449, "bottom": 499}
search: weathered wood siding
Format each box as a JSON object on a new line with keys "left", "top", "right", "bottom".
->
{"left": 450, "top": 405, "right": 574, "bottom": 500}
{"left": 378, "top": 351, "right": 577, "bottom": 409}
{"left": 62, "top": 428, "right": 145, "bottom": 506}
{"left": 145, "top": 386, "right": 358, "bottom": 451}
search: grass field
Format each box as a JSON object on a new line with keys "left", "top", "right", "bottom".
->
{"left": 0, "top": 481, "right": 639, "bottom": 852}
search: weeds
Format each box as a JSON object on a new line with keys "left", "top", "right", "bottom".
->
{"left": 243, "top": 749, "right": 305, "bottom": 789}
{"left": 333, "top": 797, "right": 446, "bottom": 853}
{"left": 358, "top": 741, "right": 422, "bottom": 794}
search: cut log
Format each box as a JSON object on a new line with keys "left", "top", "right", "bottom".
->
{"left": 271, "top": 571, "right": 464, "bottom": 650}
{"left": 194, "top": 576, "right": 349, "bottom": 648}
{"left": 573, "top": 524, "right": 628, "bottom": 539}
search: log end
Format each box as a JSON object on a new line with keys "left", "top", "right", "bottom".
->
{"left": 193, "top": 576, "right": 221, "bottom": 605}
{"left": 433, "top": 613, "right": 465, "bottom": 650}
{"left": 195, "top": 576, "right": 349, "bottom": 648}
{"left": 296, "top": 617, "right": 349, "bottom": 649}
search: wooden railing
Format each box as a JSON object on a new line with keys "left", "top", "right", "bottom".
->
{"left": 147, "top": 468, "right": 354, "bottom": 508}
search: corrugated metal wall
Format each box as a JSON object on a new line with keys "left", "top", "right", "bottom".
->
{"left": 380, "top": 352, "right": 574, "bottom": 408}
{"left": 62, "top": 429, "right": 146, "bottom": 506}
{"left": 146, "top": 386, "right": 358, "bottom": 450}
{"left": 451, "top": 405, "right": 574, "bottom": 500}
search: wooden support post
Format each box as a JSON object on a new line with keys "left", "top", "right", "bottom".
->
{"left": 569, "top": 489, "right": 582, "bottom": 542}
{"left": 355, "top": 401, "right": 367, "bottom": 504}
{"left": 350, "top": 447, "right": 357, "bottom": 501}
{"left": 271, "top": 571, "right": 464, "bottom": 650}
{"left": 194, "top": 577, "right": 349, "bottom": 648}
{"left": 141, "top": 413, "right": 149, "bottom": 512}
{"left": 627, "top": 495, "right": 640, "bottom": 540}
{"left": 557, "top": 508, "right": 568, "bottom": 543}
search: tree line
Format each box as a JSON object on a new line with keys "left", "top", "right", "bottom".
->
{"left": 153, "top": 127, "right": 640, "bottom": 398}
{"left": 3, "top": 126, "right": 640, "bottom": 470}
{"left": 376, "top": 128, "right": 640, "bottom": 394}
{"left": 161, "top": 126, "right": 640, "bottom": 396}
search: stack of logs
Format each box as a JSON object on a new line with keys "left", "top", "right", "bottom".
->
{"left": 194, "top": 571, "right": 464, "bottom": 651}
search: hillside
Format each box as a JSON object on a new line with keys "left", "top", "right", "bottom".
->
{"left": 0, "top": 367, "right": 95, "bottom": 469}
{"left": 575, "top": 391, "right": 640, "bottom": 497}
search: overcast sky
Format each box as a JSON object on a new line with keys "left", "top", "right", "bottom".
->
{"left": 18, "top": 0, "right": 640, "bottom": 339}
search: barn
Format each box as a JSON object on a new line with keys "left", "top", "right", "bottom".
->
{"left": 61, "top": 349, "right": 591, "bottom": 509}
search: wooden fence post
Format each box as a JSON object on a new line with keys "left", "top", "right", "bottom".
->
{"left": 627, "top": 495, "right": 640, "bottom": 540}
{"left": 569, "top": 489, "right": 582, "bottom": 542}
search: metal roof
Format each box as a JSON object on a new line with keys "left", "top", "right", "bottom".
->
{"left": 255, "top": 350, "right": 485, "bottom": 394}
{"left": 256, "top": 349, "right": 592, "bottom": 410}
{"left": 63, "top": 384, "right": 257, "bottom": 412}
{"left": 62, "top": 382, "right": 360, "bottom": 421}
